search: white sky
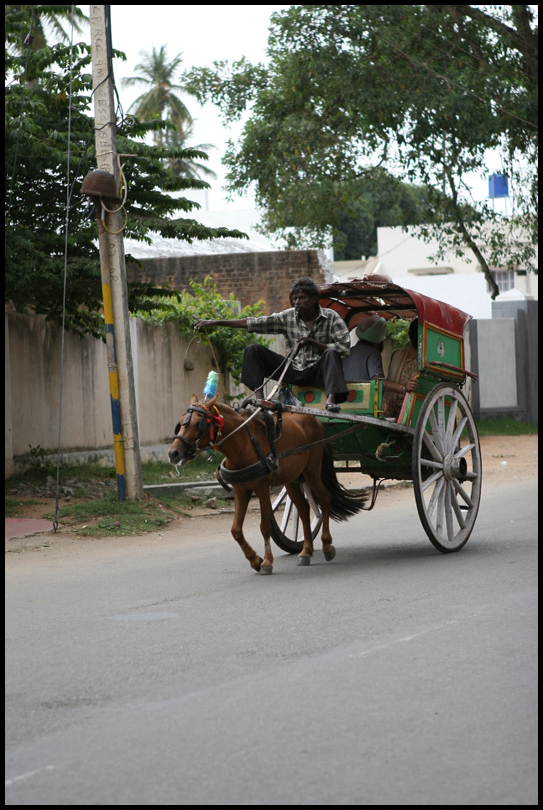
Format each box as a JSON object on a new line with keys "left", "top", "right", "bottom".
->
{"left": 80, "top": 5, "right": 289, "bottom": 211}
{"left": 77, "top": 4, "right": 509, "bottom": 215}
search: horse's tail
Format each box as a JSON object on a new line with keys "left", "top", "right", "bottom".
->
{"left": 319, "top": 444, "right": 369, "bottom": 521}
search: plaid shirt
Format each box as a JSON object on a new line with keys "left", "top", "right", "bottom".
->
{"left": 246, "top": 306, "right": 350, "bottom": 371}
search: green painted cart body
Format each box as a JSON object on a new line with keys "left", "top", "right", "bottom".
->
{"left": 270, "top": 278, "right": 482, "bottom": 555}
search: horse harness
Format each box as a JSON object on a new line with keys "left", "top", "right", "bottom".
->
{"left": 173, "top": 401, "right": 376, "bottom": 494}
{"left": 172, "top": 403, "right": 225, "bottom": 462}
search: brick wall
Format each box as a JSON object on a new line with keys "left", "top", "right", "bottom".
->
{"left": 127, "top": 250, "right": 329, "bottom": 314}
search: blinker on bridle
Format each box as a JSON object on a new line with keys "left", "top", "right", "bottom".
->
{"left": 172, "top": 404, "right": 224, "bottom": 460}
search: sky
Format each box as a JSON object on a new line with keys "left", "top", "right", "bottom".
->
{"left": 77, "top": 4, "right": 510, "bottom": 216}
{"left": 80, "top": 5, "right": 289, "bottom": 211}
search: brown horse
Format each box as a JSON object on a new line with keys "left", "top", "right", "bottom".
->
{"left": 168, "top": 392, "right": 368, "bottom": 575}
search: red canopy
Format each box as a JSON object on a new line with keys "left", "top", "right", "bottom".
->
{"left": 317, "top": 277, "right": 472, "bottom": 338}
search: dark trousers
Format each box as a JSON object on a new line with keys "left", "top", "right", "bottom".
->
{"left": 241, "top": 344, "right": 349, "bottom": 403}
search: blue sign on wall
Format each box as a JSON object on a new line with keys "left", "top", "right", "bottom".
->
{"left": 488, "top": 174, "right": 509, "bottom": 198}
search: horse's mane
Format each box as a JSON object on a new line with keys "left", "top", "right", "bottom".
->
{"left": 215, "top": 401, "right": 252, "bottom": 419}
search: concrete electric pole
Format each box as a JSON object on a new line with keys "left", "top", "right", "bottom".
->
{"left": 89, "top": 5, "right": 143, "bottom": 500}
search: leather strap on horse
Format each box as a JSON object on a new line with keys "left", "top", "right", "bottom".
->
{"left": 215, "top": 419, "right": 369, "bottom": 493}
{"left": 217, "top": 418, "right": 279, "bottom": 491}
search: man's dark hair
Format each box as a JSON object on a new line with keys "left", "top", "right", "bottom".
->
{"left": 290, "top": 276, "right": 319, "bottom": 300}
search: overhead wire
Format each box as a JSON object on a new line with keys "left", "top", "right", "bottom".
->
{"left": 53, "top": 6, "right": 76, "bottom": 532}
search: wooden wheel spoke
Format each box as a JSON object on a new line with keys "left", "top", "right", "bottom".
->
{"left": 445, "top": 481, "right": 455, "bottom": 540}
{"left": 450, "top": 485, "right": 467, "bottom": 528}
{"left": 271, "top": 487, "right": 287, "bottom": 510}
{"left": 280, "top": 497, "right": 293, "bottom": 533}
{"left": 421, "top": 469, "right": 443, "bottom": 492}
{"left": 428, "top": 410, "right": 445, "bottom": 455}
{"left": 453, "top": 479, "right": 474, "bottom": 509}
{"left": 452, "top": 415, "right": 468, "bottom": 447}
{"left": 437, "top": 397, "right": 447, "bottom": 444}
{"left": 435, "top": 479, "right": 445, "bottom": 534}
{"left": 413, "top": 384, "right": 481, "bottom": 553}
{"left": 455, "top": 442, "right": 475, "bottom": 459}
{"left": 421, "top": 457, "right": 444, "bottom": 470}
{"left": 445, "top": 399, "right": 459, "bottom": 447}
{"left": 423, "top": 428, "right": 444, "bottom": 462}
{"left": 426, "top": 476, "right": 445, "bottom": 520}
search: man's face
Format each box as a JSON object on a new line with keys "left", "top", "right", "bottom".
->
{"left": 291, "top": 290, "right": 316, "bottom": 315}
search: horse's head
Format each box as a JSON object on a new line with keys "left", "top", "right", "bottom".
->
{"left": 168, "top": 392, "right": 223, "bottom": 466}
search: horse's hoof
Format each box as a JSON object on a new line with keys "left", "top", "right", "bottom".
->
{"left": 252, "top": 556, "right": 263, "bottom": 572}
{"left": 297, "top": 555, "right": 311, "bottom": 566}
{"left": 260, "top": 565, "right": 273, "bottom": 575}
{"left": 324, "top": 546, "right": 336, "bottom": 562}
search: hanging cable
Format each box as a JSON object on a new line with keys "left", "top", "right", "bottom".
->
{"left": 53, "top": 7, "right": 76, "bottom": 533}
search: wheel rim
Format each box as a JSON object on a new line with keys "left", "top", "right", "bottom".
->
{"left": 412, "top": 384, "right": 482, "bottom": 552}
{"left": 270, "top": 483, "right": 323, "bottom": 553}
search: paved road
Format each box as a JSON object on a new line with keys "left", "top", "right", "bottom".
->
{"left": 5, "top": 478, "right": 537, "bottom": 805}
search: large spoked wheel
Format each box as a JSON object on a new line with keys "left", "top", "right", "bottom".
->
{"left": 270, "top": 483, "right": 323, "bottom": 554}
{"left": 412, "top": 384, "right": 482, "bottom": 553}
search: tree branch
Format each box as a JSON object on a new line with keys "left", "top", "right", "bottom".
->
{"left": 445, "top": 169, "right": 500, "bottom": 299}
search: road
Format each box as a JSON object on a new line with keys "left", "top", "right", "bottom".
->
{"left": 5, "top": 474, "right": 538, "bottom": 805}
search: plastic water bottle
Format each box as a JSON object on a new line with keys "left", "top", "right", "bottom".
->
{"left": 203, "top": 370, "right": 219, "bottom": 401}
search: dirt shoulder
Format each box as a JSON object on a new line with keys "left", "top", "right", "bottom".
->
{"left": 5, "top": 434, "right": 537, "bottom": 555}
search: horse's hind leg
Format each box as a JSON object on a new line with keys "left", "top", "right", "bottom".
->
{"left": 231, "top": 487, "right": 263, "bottom": 573}
{"left": 302, "top": 468, "right": 336, "bottom": 562}
{"left": 285, "top": 482, "right": 315, "bottom": 566}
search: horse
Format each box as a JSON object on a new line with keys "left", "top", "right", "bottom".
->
{"left": 168, "top": 392, "right": 368, "bottom": 575}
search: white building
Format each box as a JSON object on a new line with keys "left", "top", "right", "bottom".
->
{"left": 334, "top": 224, "right": 538, "bottom": 321}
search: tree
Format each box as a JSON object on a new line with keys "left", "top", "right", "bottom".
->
{"left": 333, "top": 171, "right": 447, "bottom": 260}
{"left": 185, "top": 5, "right": 538, "bottom": 297}
{"left": 163, "top": 122, "right": 217, "bottom": 181}
{"left": 134, "top": 277, "right": 267, "bottom": 387}
{"left": 5, "top": 7, "right": 246, "bottom": 338}
{"left": 122, "top": 45, "right": 217, "bottom": 181}
{"left": 5, "top": 4, "right": 88, "bottom": 53}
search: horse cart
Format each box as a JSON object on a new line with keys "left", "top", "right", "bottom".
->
{"left": 269, "top": 277, "right": 482, "bottom": 556}
{"left": 169, "top": 277, "right": 482, "bottom": 574}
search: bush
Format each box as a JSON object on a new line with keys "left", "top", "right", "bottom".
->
{"left": 133, "top": 277, "right": 269, "bottom": 384}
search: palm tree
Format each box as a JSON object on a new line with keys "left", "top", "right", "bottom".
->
{"left": 164, "top": 122, "right": 217, "bottom": 181}
{"left": 122, "top": 46, "right": 194, "bottom": 148}
{"left": 122, "top": 45, "right": 217, "bottom": 180}
{"left": 5, "top": 5, "right": 88, "bottom": 53}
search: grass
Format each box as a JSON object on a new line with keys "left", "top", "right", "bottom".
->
{"left": 475, "top": 417, "right": 538, "bottom": 436}
{"left": 6, "top": 419, "right": 537, "bottom": 538}
{"left": 5, "top": 453, "right": 232, "bottom": 538}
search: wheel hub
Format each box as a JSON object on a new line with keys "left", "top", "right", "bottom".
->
{"left": 443, "top": 453, "right": 468, "bottom": 481}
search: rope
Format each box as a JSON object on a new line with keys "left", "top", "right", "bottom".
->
{"left": 53, "top": 7, "right": 75, "bottom": 533}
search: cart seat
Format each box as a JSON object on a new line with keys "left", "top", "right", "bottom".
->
{"left": 289, "top": 381, "right": 382, "bottom": 418}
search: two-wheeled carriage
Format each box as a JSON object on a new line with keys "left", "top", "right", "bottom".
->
{"left": 270, "top": 277, "right": 482, "bottom": 555}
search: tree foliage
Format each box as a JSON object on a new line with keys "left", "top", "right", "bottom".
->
{"left": 333, "top": 170, "right": 447, "bottom": 260}
{"left": 185, "top": 5, "right": 538, "bottom": 296}
{"left": 5, "top": 7, "right": 246, "bottom": 338}
{"left": 133, "top": 277, "right": 268, "bottom": 386}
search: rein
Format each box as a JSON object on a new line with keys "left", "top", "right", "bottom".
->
{"left": 172, "top": 403, "right": 225, "bottom": 461}
{"left": 172, "top": 401, "right": 371, "bottom": 491}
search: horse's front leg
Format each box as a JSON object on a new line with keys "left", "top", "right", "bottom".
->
{"left": 254, "top": 481, "right": 274, "bottom": 575}
{"left": 285, "top": 483, "right": 315, "bottom": 566}
{"left": 231, "top": 487, "right": 263, "bottom": 573}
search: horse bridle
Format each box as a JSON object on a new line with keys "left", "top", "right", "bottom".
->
{"left": 172, "top": 404, "right": 224, "bottom": 460}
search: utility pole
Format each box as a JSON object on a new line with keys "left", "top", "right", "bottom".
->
{"left": 89, "top": 5, "right": 143, "bottom": 500}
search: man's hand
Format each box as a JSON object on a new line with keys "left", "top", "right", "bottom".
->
{"left": 193, "top": 317, "right": 216, "bottom": 331}
{"left": 193, "top": 317, "right": 248, "bottom": 333}
{"left": 294, "top": 335, "right": 327, "bottom": 354}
